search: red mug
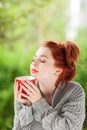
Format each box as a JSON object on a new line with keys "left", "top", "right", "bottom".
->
{"left": 15, "top": 76, "right": 35, "bottom": 97}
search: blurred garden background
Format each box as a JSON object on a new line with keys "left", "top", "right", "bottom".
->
{"left": 0, "top": 0, "right": 87, "bottom": 130}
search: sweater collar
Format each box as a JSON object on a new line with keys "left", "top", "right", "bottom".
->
{"left": 52, "top": 81, "right": 66, "bottom": 107}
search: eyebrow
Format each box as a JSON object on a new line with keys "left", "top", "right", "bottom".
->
{"left": 40, "top": 55, "right": 48, "bottom": 58}
{"left": 34, "top": 55, "right": 48, "bottom": 58}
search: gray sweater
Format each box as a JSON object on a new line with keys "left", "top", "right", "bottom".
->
{"left": 12, "top": 81, "right": 85, "bottom": 130}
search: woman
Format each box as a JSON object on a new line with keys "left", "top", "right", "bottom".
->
{"left": 12, "top": 41, "right": 85, "bottom": 130}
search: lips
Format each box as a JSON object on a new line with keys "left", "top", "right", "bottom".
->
{"left": 31, "top": 69, "right": 38, "bottom": 73}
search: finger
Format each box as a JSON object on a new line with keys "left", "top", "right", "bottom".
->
{"left": 19, "top": 86, "right": 22, "bottom": 92}
{"left": 25, "top": 80, "right": 36, "bottom": 88}
{"left": 21, "top": 81, "right": 36, "bottom": 92}
{"left": 25, "top": 80, "right": 36, "bottom": 85}
{"left": 14, "top": 81, "right": 19, "bottom": 99}
{"left": 14, "top": 80, "right": 19, "bottom": 92}
{"left": 27, "top": 81, "right": 39, "bottom": 91}
{"left": 20, "top": 92, "right": 34, "bottom": 105}
{"left": 21, "top": 85, "right": 35, "bottom": 98}
{"left": 20, "top": 84, "right": 34, "bottom": 95}
{"left": 27, "top": 89, "right": 34, "bottom": 98}
{"left": 20, "top": 83, "right": 35, "bottom": 96}
{"left": 20, "top": 84, "right": 29, "bottom": 94}
{"left": 18, "top": 91, "right": 28, "bottom": 101}
{"left": 20, "top": 92, "right": 30, "bottom": 101}
{"left": 21, "top": 81, "right": 32, "bottom": 89}
{"left": 27, "top": 84, "right": 36, "bottom": 93}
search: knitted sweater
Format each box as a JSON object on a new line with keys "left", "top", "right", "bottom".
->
{"left": 12, "top": 81, "right": 85, "bottom": 130}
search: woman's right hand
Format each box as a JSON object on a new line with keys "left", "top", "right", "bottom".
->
{"left": 14, "top": 80, "right": 31, "bottom": 106}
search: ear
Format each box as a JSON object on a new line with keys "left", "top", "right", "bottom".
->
{"left": 55, "top": 68, "right": 63, "bottom": 76}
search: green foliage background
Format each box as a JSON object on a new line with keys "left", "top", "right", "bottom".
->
{"left": 0, "top": 0, "right": 87, "bottom": 129}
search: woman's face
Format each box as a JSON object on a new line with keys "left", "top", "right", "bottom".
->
{"left": 30, "top": 47, "right": 59, "bottom": 83}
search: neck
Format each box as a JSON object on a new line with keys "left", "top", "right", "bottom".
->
{"left": 38, "top": 82, "right": 56, "bottom": 105}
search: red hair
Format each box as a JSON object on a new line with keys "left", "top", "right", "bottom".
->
{"left": 42, "top": 41, "right": 80, "bottom": 85}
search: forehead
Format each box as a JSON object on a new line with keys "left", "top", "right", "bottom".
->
{"left": 35, "top": 47, "right": 56, "bottom": 66}
{"left": 35, "top": 47, "right": 52, "bottom": 57}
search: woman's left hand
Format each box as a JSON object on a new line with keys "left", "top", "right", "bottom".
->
{"left": 21, "top": 81, "right": 42, "bottom": 104}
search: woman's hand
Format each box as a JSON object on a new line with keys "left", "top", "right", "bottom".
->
{"left": 14, "top": 80, "right": 31, "bottom": 106}
{"left": 20, "top": 80, "right": 42, "bottom": 104}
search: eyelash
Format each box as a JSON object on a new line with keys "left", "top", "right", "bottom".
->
{"left": 40, "top": 59, "right": 45, "bottom": 63}
{"left": 32, "top": 58, "right": 46, "bottom": 63}
{"left": 32, "top": 59, "right": 34, "bottom": 62}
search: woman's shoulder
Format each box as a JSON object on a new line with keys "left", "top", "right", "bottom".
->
{"left": 56, "top": 81, "right": 85, "bottom": 97}
{"left": 67, "top": 81, "right": 84, "bottom": 92}
{"left": 52, "top": 81, "right": 85, "bottom": 108}
{"left": 66, "top": 81, "right": 85, "bottom": 99}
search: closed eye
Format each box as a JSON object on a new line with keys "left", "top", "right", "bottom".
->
{"left": 31, "top": 58, "right": 35, "bottom": 62}
{"left": 31, "top": 55, "right": 48, "bottom": 63}
{"left": 40, "top": 59, "right": 46, "bottom": 63}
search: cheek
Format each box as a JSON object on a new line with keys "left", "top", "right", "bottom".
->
{"left": 41, "top": 68, "right": 53, "bottom": 76}
{"left": 39, "top": 66, "right": 50, "bottom": 73}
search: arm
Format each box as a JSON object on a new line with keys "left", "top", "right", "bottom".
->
{"left": 12, "top": 100, "right": 34, "bottom": 130}
{"left": 12, "top": 100, "right": 22, "bottom": 130}
{"left": 12, "top": 80, "right": 34, "bottom": 130}
{"left": 32, "top": 86, "right": 85, "bottom": 130}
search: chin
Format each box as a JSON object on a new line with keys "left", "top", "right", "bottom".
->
{"left": 32, "top": 75, "right": 40, "bottom": 82}
{"left": 30, "top": 73, "right": 35, "bottom": 76}
{"left": 30, "top": 73, "right": 37, "bottom": 78}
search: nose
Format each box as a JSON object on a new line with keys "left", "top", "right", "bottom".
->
{"left": 32, "top": 58, "right": 39, "bottom": 66}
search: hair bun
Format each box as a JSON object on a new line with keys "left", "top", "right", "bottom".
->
{"left": 64, "top": 41, "right": 80, "bottom": 67}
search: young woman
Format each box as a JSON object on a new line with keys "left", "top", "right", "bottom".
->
{"left": 12, "top": 41, "right": 85, "bottom": 130}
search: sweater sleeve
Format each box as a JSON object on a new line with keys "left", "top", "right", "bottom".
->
{"left": 32, "top": 85, "right": 85, "bottom": 130}
{"left": 12, "top": 100, "right": 34, "bottom": 130}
